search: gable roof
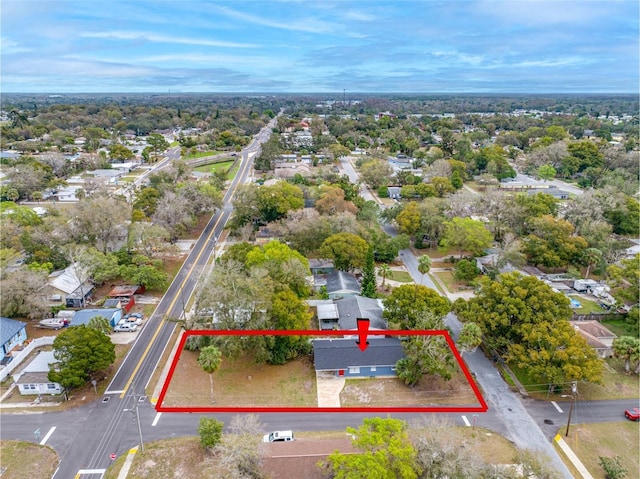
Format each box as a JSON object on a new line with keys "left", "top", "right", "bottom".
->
{"left": 325, "top": 270, "right": 360, "bottom": 295}
{"left": 335, "top": 296, "right": 386, "bottom": 330}
{"left": 48, "top": 263, "right": 89, "bottom": 294}
{"left": 313, "top": 337, "right": 404, "bottom": 370}
{"left": 0, "top": 317, "right": 27, "bottom": 345}
{"left": 71, "top": 308, "right": 121, "bottom": 326}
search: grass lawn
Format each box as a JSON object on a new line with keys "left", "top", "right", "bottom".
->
{"left": 508, "top": 358, "right": 640, "bottom": 400}
{"left": 0, "top": 441, "right": 58, "bottom": 479}
{"left": 557, "top": 422, "right": 639, "bottom": 479}
{"left": 386, "top": 270, "right": 413, "bottom": 283}
{"left": 162, "top": 351, "right": 318, "bottom": 407}
{"left": 601, "top": 318, "right": 637, "bottom": 337}
{"left": 567, "top": 295, "right": 604, "bottom": 314}
{"left": 183, "top": 150, "right": 223, "bottom": 159}
{"left": 193, "top": 160, "right": 234, "bottom": 174}
{"left": 432, "top": 270, "right": 472, "bottom": 293}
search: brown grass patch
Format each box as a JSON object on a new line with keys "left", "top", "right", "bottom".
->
{"left": 340, "top": 372, "right": 480, "bottom": 408}
{"left": 559, "top": 422, "right": 639, "bottom": 479}
{"left": 162, "top": 352, "right": 318, "bottom": 407}
{"left": 0, "top": 440, "right": 58, "bottom": 479}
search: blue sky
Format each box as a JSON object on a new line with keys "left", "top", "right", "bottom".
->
{"left": 1, "top": 0, "right": 638, "bottom": 93}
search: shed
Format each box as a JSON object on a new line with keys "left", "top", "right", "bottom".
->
{"left": 313, "top": 337, "right": 404, "bottom": 377}
{"left": 13, "top": 350, "right": 62, "bottom": 395}
{"left": 71, "top": 308, "right": 122, "bottom": 328}
{"left": 1, "top": 317, "right": 27, "bottom": 359}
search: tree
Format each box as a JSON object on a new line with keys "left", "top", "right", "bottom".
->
{"left": 70, "top": 196, "right": 131, "bottom": 253}
{"left": 397, "top": 332, "right": 455, "bottom": 387}
{"left": 245, "top": 240, "right": 310, "bottom": 298}
{"left": 319, "top": 232, "right": 369, "bottom": 272}
{"left": 128, "top": 264, "right": 168, "bottom": 291}
{"left": 457, "top": 322, "right": 483, "bottom": 353}
{"left": 49, "top": 325, "right": 115, "bottom": 398}
{"left": 383, "top": 284, "right": 451, "bottom": 330}
{"left": 521, "top": 215, "right": 588, "bottom": 268}
{"left": 87, "top": 315, "right": 111, "bottom": 335}
{"left": 358, "top": 158, "right": 394, "bottom": 190}
{"left": 452, "top": 259, "right": 479, "bottom": 283}
{"left": 0, "top": 267, "right": 49, "bottom": 319}
{"left": 599, "top": 456, "right": 628, "bottom": 479}
{"left": 267, "top": 289, "right": 312, "bottom": 364}
{"left": 147, "top": 133, "right": 169, "bottom": 162}
{"left": 213, "top": 414, "right": 264, "bottom": 477}
{"left": 255, "top": 181, "right": 304, "bottom": 223}
{"left": 612, "top": 336, "right": 640, "bottom": 375}
{"left": 440, "top": 217, "right": 493, "bottom": 258}
{"left": 396, "top": 202, "right": 422, "bottom": 238}
{"left": 198, "top": 417, "right": 223, "bottom": 449}
{"left": 198, "top": 345, "right": 222, "bottom": 403}
{"left": 109, "top": 143, "right": 134, "bottom": 162}
{"left": 315, "top": 186, "right": 358, "bottom": 216}
{"left": 537, "top": 164, "right": 557, "bottom": 182}
{"left": 323, "top": 418, "right": 420, "bottom": 479}
{"left": 378, "top": 263, "right": 391, "bottom": 288}
{"left": 361, "top": 246, "right": 377, "bottom": 298}
{"left": 417, "top": 255, "right": 431, "bottom": 285}
{"left": 582, "top": 247, "right": 603, "bottom": 278}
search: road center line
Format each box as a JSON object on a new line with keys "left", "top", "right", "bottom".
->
{"left": 152, "top": 412, "right": 162, "bottom": 426}
{"left": 461, "top": 415, "right": 471, "bottom": 427}
{"left": 551, "top": 401, "right": 564, "bottom": 413}
{"left": 39, "top": 426, "right": 56, "bottom": 445}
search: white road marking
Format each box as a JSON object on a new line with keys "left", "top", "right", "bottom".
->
{"left": 551, "top": 401, "right": 564, "bottom": 413}
{"left": 461, "top": 415, "right": 471, "bottom": 427}
{"left": 40, "top": 426, "right": 56, "bottom": 445}
{"left": 152, "top": 412, "right": 162, "bottom": 426}
{"left": 103, "top": 390, "right": 123, "bottom": 394}
{"left": 76, "top": 469, "right": 105, "bottom": 474}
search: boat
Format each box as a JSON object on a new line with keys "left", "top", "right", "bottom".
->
{"left": 38, "top": 318, "right": 69, "bottom": 330}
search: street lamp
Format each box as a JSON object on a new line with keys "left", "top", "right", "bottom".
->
{"left": 123, "top": 392, "right": 144, "bottom": 452}
{"left": 564, "top": 382, "right": 578, "bottom": 437}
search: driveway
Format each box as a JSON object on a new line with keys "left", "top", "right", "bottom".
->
{"left": 316, "top": 372, "right": 344, "bottom": 407}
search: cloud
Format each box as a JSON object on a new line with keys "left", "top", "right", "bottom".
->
{"left": 80, "top": 31, "right": 258, "bottom": 48}
{"left": 214, "top": 5, "right": 334, "bottom": 33}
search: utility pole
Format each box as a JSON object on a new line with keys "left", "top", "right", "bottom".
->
{"left": 124, "top": 391, "right": 145, "bottom": 452}
{"left": 565, "top": 381, "right": 578, "bottom": 437}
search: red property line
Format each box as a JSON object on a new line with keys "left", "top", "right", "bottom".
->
{"left": 155, "top": 329, "right": 488, "bottom": 413}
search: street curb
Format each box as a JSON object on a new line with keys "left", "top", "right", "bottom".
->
{"left": 554, "top": 434, "right": 595, "bottom": 479}
{"left": 116, "top": 446, "right": 139, "bottom": 479}
{"left": 150, "top": 329, "right": 185, "bottom": 404}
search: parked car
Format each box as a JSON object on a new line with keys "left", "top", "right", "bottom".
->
{"left": 624, "top": 407, "right": 640, "bottom": 421}
{"left": 122, "top": 314, "right": 142, "bottom": 326}
{"left": 126, "top": 312, "right": 144, "bottom": 319}
{"left": 263, "top": 430, "right": 294, "bottom": 443}
{"left": 113, "top": 323, "right": 138, "bottom": 333}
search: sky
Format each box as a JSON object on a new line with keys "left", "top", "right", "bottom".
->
{"left": 1, "top": 0, "right": 638, "bottom": 93}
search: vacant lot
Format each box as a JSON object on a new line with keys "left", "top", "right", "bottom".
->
{"left": 162, "top": 352, "right": 318, "bottom": 407}
{"left": 0, "top": 440, "right": 58, "bottom": 479}
{"left": 559, "top": 422, "right": 639, "bottom": 479}
{"left": 340, "top": 373, "right": 481, "bottom": 408}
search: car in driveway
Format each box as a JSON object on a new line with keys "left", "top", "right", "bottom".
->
{"left": 122, "top": 314, "right": 143, "bottom": 326}
{"left": 263, "top": 430, "right": 294, "bottom": 443}
{"left": 624, "top": 407, "right": 640, "bottom": 421}
{"left": 113, "top": 323, "right": 138, "bottom": 333}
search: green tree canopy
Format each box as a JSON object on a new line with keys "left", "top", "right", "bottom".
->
{"left": 49, "top": 325, "right": 115, "bottom": 394}
{"left": 383, "top": 284, "right": 451, "bottom": 330}
{"left": 324, "top": 418, "right": 420, "bottom": 479}
{"left": 319, "top": 232, "right": 369, "bottom": 272}
{"left": 440, "top": 217, "right": 494, "bottom": 257}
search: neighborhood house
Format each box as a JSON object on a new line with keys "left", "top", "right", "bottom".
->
{"left": 13, "top": 350, "right": 62, "bottom": 396}
{"left": 0, "top": 317, "right": 27, "bottom": 364}
{"left": 313, "top": 337, "right": 404, "bottom": 377}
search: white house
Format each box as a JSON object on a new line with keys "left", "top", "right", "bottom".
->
{"left": 13, "top": 350, "right": 62, "bottom": 396}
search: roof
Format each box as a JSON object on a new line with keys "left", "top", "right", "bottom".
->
{"left": 71, "top": 308, "right": 121, "bottom": 326}
{"left": 21, "top": 350, "right": 57, "bottom": 373}
{"left": 0, "top": 317, "right": 27, "bottom": 345}
{"left": 108, "top": 285, "right": 140, "bottom": 297}
{"left": 325, "top": 270, "right": 360, "bottom": 295}
{"left": 313, "top": 337, "right": 404, "bottom": 370}
{"left": 103, "top": 298, "right": 122, "bottom": 308}
{"left": 335, "top": 296, "right": 386, "bottom": 330}
{"left": 16, "top": 372, "right": 52, "bottom": 384}
{"left": 48, "top": 263, "right": 89, "bottom": 294}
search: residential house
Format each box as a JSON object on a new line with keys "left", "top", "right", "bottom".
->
{"left": 71, "top": 308, "right": 122, "bottom": 328}
{"left": 314, "top": 300, "right": 340, "bottom": 330}
{"left": 1, "top": 317, "right": 27, "bottom": 362}
{"left": 334, "top": 296, "right": 386, "bottom": 331}
{"left": 324, "top": 270, "right": 360, "bottom": 299}
{"left": 106, "top": 285, "right": 141, "bottom": 312}
{"left": 13, "top": 350, "right": 62, "bottom": 396}
{"left": 48, "top": 263, "right": 94, "bottom": 308}
{"left": 569, "top": 320, "right": 617, "bottom": 358}
{"left": 313, "top": 337, "right": 404, "bottom": 377}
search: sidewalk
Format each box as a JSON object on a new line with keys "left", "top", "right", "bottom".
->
{"left": 554, "top": 435, "right": 595, "bottom": 479}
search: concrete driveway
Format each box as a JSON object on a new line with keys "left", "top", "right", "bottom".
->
{"left": 316, "top": 372, "right": 345, "bottom": 407}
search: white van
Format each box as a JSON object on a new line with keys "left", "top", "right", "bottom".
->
{"left": 263, "top": 430, "right": 294, "bottom": 443}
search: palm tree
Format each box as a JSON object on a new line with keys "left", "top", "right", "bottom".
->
{"left": 417, "top": 255, "right": 432, "bottom": 285}
{"left": 583, "top": 247, "right": 603, "bottom": 279}
{"left": 198, "top": 345, "right": 222, "bottom": 403}
{"left": 87, "top": 315, "right": 111, "bottom": 335}
{"left": 378, "top": 263, "right": 391, "bottom": 288}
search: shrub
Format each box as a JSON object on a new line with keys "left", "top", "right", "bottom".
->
{"left": 199, "top": 417, "right": 224, "bottom": 449}
{"left": 599, "top": 456, "right": 627, "bottom": 479}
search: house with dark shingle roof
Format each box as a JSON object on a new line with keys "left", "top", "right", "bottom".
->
{"left": 313, "top": 337, "right": 404, "bottom": 377}
{"left": 324, "top": 270, "right": 360, "bottom": 299}
{"left": 334, "top": 296, "right": 386, "bottom": 330}
{"left": 1, "top": 317, "right": 27, "bottom": 360}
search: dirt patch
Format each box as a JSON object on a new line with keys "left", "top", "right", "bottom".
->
{"left": 162, "top": 352, "right": 318, "bottom": 408}
{"left": 0, "top": 440, "right": 58, "bottom": 479}
{"left": 340, "top": 373, "right": 480, "bottom": 408}
{"left": 263, "top": 438, "right": 355, "bottom": 479}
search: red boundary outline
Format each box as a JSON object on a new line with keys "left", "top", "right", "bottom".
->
{"left": 155, "top": 329, "right": 488, "bottom": 413}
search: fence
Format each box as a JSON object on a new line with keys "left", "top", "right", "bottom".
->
{"left": 0, "top": 336, "right": 55, "bottom": 382}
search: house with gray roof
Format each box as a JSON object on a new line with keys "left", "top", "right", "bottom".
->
{"left": 325, "top": 270, "right": 360, "bottom": 299}
{"left": 13, "top": 350, "right": 62, "bottom": 396}
{"left": 1, "top": 317, "right": 27, "bottom": 360}
{"left": 313, "top": 337, "right": 404, "bottom": 377}
{"left": 71, "top": 308, "right": 122, "bottom": 328}
{"left": 334, "top": 296, "right": 386, "bottom": 330}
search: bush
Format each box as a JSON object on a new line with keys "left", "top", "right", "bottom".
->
{"left": 453, "top": 259, "right": 480, "bottom": 283}
{"left": 599, "top": 456, "right": 627, "bottom": 479}
{"left": 199, "top": 417, "right": 224, "bottom": 449}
